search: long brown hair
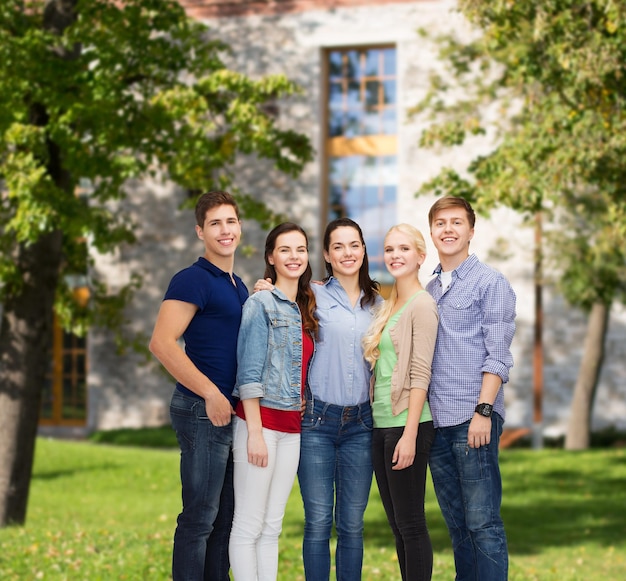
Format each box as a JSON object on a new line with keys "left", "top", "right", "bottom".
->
{"left": 322, "top": 218, "right": 380, "bottom": 307}
{"left": 264, "top": 222, "right": 318, "bottom": 338}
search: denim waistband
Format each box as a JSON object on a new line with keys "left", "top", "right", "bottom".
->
{"left": 308, "top": 398, "right": 371, "bottom": 420}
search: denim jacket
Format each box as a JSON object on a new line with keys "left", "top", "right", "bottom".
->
{"left": 234, "top": 287, "right": 304, "bottom": 412}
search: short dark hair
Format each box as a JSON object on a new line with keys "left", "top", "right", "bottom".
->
{"left": 194, "top": 191, "right": 239, "bottom": 227}
{"left": 428, "top": 196, "right": 476, "bottom": 228}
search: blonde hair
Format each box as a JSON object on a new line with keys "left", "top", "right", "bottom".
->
{"left": 362, "top": 224, "right": 427, "bottom": 369}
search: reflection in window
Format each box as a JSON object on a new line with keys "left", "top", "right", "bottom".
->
{"left": 325, "top": 46, "right": 397, "bottom": 284}
{"left": 327, "top": 47, "right": 396, "bottom": 138}
{"left": 328, "top": 155, "right": 397, "bottom": 281}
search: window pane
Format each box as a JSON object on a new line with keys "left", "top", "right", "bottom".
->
{"left": 344, "top": 112, "right": 360, "bottom": 138}
{"left": 347, "top": 80, "right": 360, "bottom": 106}
{"left": 365, "top": 80, "right": 380, "bottom": 107}
{"left": 63, "top": 354, "right": 73, "bottom": 374}
{"left": 329, "top": 82, "right": 343, "bottom": 106}
{"left": 383, "top": 48, "right": 396, "bottom": 76}
{"left": 329, "top": 109, "right": 344, "bottom": 137}
{"left": 382, "top": 108, "right": 396, "bottom": 134}
{"left": 328, "top": 51, "right": 343, "bottom": 78}
{"left": 346, "top": 50, "right": 360, "bottom": 80}
{"left": 365, "top": 49, "right": 380, "bottom": 77}
{"left": 41, "top": 377, "right": 53, "bottom": 419}
{"left": 363, "top": 110, "right": 380, "bottom": 135}
{"left": 382, "top": 80, "right": 396, "bottom": 105}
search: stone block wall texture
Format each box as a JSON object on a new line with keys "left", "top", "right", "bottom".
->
{"left": 82, "top": 0, "right": 625, "bottom": 436}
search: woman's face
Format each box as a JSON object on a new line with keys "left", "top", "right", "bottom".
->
{"left": 324, "top": 226, "right": 365, "bottom": 279}
{"left": 268, "top": 230, "right": 309, "bottom": 283}
{"left": 383, "top": 230, "right": 425, "bottom": 280}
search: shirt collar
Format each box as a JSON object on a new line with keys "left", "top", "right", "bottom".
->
{"left": 270, "top": 286, "right": 293, "bottom": 303}
{"left": 432, "top": 253, "right": 478, "bottom": 280}
{"left": 324, "top": 276, "right": 365, "bottom": 298}
{"left": 196, "top": 256, "right": 238, "bottom": 281}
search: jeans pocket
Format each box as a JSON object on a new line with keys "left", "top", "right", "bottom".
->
{"left": 358, "top": 407, "right": 374, "bottom": 431}
{"left": 301, "top": 410, "right": 322, "bottom": 431}
{"left": 170, "top": 405, "right": 198, "bottom": 452}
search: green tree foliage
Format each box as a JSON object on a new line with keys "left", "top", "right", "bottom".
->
{"left": 0, "top": 0, "right": 312, "bottom": 526}
{"left": 412, "top": 0, "right": 626, "bottom": 447}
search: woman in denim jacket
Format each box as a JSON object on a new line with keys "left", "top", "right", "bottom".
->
{"left": 229, "top": 223, "right": 318, "bottom": 581}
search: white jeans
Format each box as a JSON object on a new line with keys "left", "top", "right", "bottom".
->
{"left": 229, "top": 416, "right": 301, "bottom": 581}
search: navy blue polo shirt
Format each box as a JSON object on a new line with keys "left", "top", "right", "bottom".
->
{"left": 164, "top": 257, "right": 249, "bottom": 405}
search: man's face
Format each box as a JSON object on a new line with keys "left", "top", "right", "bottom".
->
{"left": 195, "top": 204, "right": 241, "bottom": 261}
{"left": 430, "top": 207, "right": 474, "bottom": 264}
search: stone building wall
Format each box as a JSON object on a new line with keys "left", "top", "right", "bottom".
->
{"left": 83, "top": 0, "right": 625, "bottom": 436}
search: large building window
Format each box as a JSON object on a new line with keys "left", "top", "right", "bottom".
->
{"left": 324, "top": 46, "right": 397, "bottom": 283}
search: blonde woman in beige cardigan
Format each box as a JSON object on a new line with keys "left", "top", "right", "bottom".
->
{"left": 362, "top": 223, "right": 439, "bottom": 581}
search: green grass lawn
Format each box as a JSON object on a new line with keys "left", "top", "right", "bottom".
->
{"left": 0, "top": 437, "right": 624, "bottom": 580}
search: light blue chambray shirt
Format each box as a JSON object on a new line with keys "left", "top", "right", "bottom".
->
{"left": 426, "top": 254, "right": 516, "bottom": 428}
{"left": 308, "top": 278, "right": 381, "bottom": 406}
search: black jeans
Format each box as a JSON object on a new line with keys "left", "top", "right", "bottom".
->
{"left": 372, "top": 422, "right": 435, "bottom": 581}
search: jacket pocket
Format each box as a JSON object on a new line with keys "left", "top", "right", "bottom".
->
{"left": 269, "top": 315, "right": 291, "bottom": 348}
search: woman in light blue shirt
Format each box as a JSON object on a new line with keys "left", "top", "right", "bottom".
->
{"left": 299, "top": 218, "right": 381, "bottom": 581}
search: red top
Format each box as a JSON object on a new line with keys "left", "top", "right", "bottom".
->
{"left": 235, "top": 327, "right": 314, "bottom": 433}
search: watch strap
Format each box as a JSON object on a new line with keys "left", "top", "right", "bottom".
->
{"left": 475, "top": 403, "right": 493, "bottom": 417}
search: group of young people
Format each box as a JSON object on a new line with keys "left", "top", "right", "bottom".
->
{"left": 149, "top": 190, "right": 516, "bottom": 581}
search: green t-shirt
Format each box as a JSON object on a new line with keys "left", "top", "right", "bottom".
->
{"left": 372, "top": 298, "right": 432, "bottom": 428}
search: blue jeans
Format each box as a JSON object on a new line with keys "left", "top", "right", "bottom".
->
{"left": 429, "top": 413, "right": 508, "bottom": 581}
{"left": 170, "top": 390, "right": 234, "bottom": 581}
{"left": 298, "top": 399, "right": 373, "bottom": 581}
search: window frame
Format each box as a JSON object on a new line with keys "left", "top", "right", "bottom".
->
{"left": 321, "top": 43, "right": 397, "bottom": 291}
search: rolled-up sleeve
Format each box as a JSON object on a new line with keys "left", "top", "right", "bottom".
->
{"left": 481, "top": 275, "right": 516, "bottom": 383}
{"left": 235, "top": 296, "right": 268, "bottom": 400}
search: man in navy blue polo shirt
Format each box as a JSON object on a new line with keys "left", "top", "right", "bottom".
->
{"left": 150, "top": 191, "right": 248, "bottom": 581}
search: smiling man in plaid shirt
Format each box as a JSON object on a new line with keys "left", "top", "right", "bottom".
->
{"left": 425, "top": 196, "right": 516, "bottom": 581}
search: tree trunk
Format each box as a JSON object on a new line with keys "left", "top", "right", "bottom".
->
{"left": 564, "top": 301, "right": 610, "bottom": 450}
{"left": 0, "top": 232, "right": 63, "bottom": 526}
{"left": 0, "top": 0, "right": 77, "bottom": 528}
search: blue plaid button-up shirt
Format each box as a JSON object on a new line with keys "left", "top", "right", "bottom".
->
{"left": 426, "top": 254, "right": 516, "bottom": 428}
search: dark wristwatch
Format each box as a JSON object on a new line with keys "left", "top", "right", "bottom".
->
{"left": 475, "top": 403, "right": 493, "bottom": 417}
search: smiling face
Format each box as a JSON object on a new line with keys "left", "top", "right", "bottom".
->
{"left": 430, "top": 207, "right": 474, "bottom": 270}
{"left": 195, "top": 204, "right": 241, "bottom": 268}
{"left": 268, "top": 230, "right": 309, "bottom": 286}
{"left": 323, "top": 226, "right": 365, "bottom": 279}
{"left": 383, "top": 229, "right": 425, "bottom": 281}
